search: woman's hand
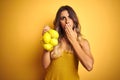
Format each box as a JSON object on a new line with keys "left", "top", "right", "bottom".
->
{"left": 64, "top": 24, "right": 77, "bottom": 43}
{"left": 42, "top": 26, "right": 51, "bottom": 35}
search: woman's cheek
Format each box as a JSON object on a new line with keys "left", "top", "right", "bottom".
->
{"left": 60, "top": 22, "right": 66, "bottom": 29}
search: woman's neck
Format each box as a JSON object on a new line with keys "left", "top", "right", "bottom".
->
{"left": 60, "top": 37, "right": 74, "bottom": 53}
{"left": 61, "top": 37, "right": 70, "bottom": 49}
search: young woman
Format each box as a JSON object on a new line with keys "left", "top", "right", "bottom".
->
{"left": 42, "top": 5, "right": 94, "bottom": 80}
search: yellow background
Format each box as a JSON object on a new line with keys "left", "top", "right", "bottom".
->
{"left": 1, "top": 0, "right": 120, "bottom": 80}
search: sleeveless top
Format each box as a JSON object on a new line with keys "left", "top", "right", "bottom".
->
{"left": 44, "top": 50, "right": 80, "bottom": 80}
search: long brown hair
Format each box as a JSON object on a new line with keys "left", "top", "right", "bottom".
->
{"left": 51, "top": 5, "right": 82, "bottom": 59}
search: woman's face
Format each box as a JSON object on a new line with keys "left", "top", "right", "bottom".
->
{"left": 60, "top": 10, "right": 74, "bottom": 30}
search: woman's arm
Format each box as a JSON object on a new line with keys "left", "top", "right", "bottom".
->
{"left": 42, "top": 50, "right": 51, "bottom": 69}
{"left": 64, "top": 25, "right": 94, "bottom": 71}
{"left": 42, "top": 26, "right": 51, "bottom": 69}
{"left": 71, "top": 38, "right": 94, "bottom": 71}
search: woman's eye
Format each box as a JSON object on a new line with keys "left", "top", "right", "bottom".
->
{"left": 60, "top": 17, "right": 65, "bottom": 20}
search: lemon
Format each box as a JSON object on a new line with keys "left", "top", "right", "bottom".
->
{"left": 50, "top": 38, "right": 58, "bottom": 46}
{"left": 43, "top": 43, "right": 53, "bottom": 51}
{"left": 43, "top": 32, "right": 51, "bottom": 43}
{"left": 48, "top": 29, "right": 59, "bottom": 39}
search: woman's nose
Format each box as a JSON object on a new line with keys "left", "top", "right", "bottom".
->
{"left": 65, "top": 18, "right": 70, "bottom": 24}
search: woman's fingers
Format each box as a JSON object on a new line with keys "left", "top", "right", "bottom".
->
{"left": 42, "top": 26, "right": 50, "bottom": 35}
{"left": 64, "top": 23, "right": 77, "bottom": 42}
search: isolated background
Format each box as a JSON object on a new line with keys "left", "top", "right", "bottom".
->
{"left": 1, "top": 0, "right": 120, "bottom": 80}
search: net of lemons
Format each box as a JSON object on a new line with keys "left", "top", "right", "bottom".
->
{"left": 42, "top": 29, "right": 59, "bottom": 51}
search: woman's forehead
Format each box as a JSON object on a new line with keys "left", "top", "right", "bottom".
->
{"left": 60, "top": 10, "right": 69, "bottom": 16}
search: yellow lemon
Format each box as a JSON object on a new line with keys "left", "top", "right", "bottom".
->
{"left": 43, "top": 32, "right": 51, "bottom": 43}
{"left": 50, "top": 38, "right": 58, "bottom": 46}
{"left": 43, "top": 43, "right": 53, "bottom": 51}
{"left": 48, "top": 29, "right": 59, "bottom": 39}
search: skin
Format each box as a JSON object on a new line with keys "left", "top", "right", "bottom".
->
{"left": 42, "top": 10, "right": 94, "bottom": 71}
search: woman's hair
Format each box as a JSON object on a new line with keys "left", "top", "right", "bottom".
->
{"left": 51, "top": 5, "right": 82, "bottom": 59}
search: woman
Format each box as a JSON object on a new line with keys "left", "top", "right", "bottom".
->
{"left": 42, "top": 5, "right": 94, "bottom": 80}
